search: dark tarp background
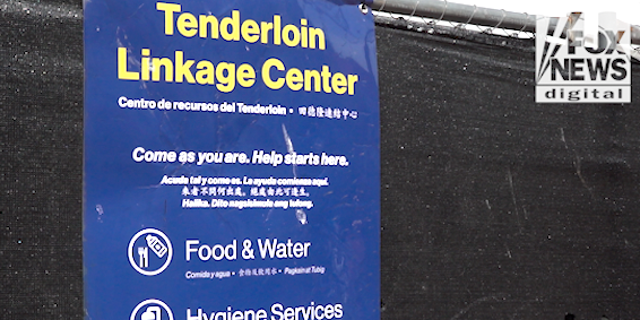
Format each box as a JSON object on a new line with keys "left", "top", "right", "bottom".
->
{"left": 2, "top": 1, "right": 640, "bottom": 319}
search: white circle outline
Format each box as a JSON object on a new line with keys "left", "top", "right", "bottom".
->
{"left": 128, "top": 228, "right": 173, "bottom": 276}
{"left": 130, "top": 298, "right": 174, "bottom": 320}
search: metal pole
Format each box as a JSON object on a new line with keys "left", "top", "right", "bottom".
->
{"left": 370, "top": 0, "right": 640, "bottom": 45}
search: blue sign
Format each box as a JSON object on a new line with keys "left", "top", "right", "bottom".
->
{"left": 84, "top": 1, "right": 379, "bottom": 319}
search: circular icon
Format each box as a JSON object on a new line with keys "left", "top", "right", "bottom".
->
{"left": 128, "top": 228, "right": 173, "bottom": 276}
{"left": 130, "top": 299, "right": 174, "bottom": 320}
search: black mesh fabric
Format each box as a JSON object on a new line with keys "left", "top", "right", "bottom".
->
{"left": 377, "top": 18, "right": 640, "bottom": 320}
{"left": 0, "top": 1, "right": 83, "bottom": 319}
{"left": 2, "top": 1, "right": 640, "bottom": 319}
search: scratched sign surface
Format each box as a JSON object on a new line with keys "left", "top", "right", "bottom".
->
{"left": 83, "top": 0, "right": 380, "bottom": 319}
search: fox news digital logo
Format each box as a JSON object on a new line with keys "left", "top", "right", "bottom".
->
{"left": 536, "top": 12, "right": 631, "bottom": 103}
